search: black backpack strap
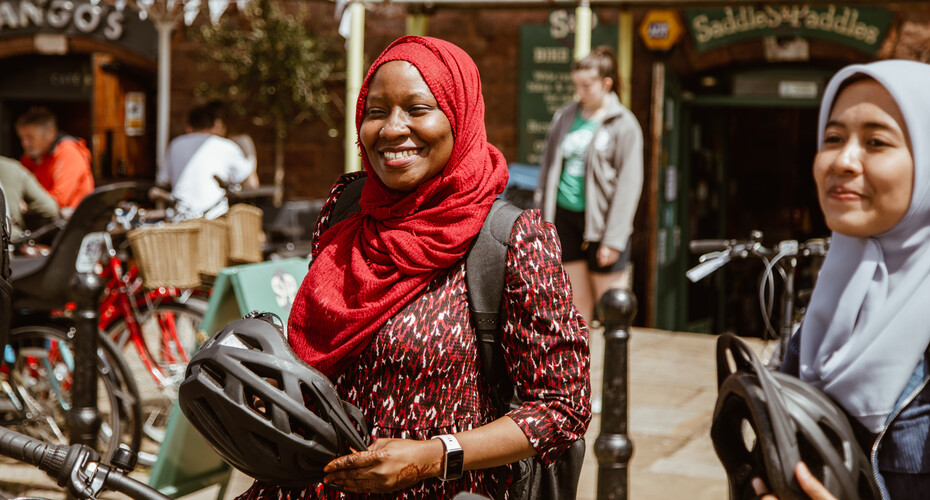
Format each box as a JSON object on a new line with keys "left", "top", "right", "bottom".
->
{"left": 330, "top": 176, "right": 366, "bottom": 226}
{"left": 0, "top": 185, "right": 10, "bottom": 350}
{"left": 466, "top": 199, "right": 523, "bottom": 415}
{"left": 0, "top": 186, "right": 9, "bottom": 279}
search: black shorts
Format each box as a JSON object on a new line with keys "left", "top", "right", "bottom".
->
{"left": 554, "top": 205, "right": 630, "bottom": 273}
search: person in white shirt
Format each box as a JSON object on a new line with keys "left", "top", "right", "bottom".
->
{"left": 161, "top": 104, "right": 258, "bottom": 219}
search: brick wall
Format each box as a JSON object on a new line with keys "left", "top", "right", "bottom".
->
{"left": 169, "top": 2, "right": 930, "bottom": 324}
{"left": 170, "top": 2, "right": 930, "bottom": 202}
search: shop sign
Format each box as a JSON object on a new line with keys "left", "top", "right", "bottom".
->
{"left": 685, "top": 5, "right": 893, "bottom": 55}
{"left": 639, "top": 10, "right": 683, "bottom": 52}
{"left": 517, "top": 11, "right": 617, "bottom": 165}
{"left": 0, "top": 0, "right": 156, "bottom": 60}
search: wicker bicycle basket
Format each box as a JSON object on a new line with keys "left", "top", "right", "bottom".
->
{"left": 127, "top": 223, "right": 201, "bottom": 289}
{"left": 191, "top": 217, "right": 229, "bottom": 277}
{"left": 226, "top": 204, "right": 263, "bottom": 264}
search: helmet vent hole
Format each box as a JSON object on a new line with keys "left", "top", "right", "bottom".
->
{"left": 245, "top": 386, "right": 272, "bottom": 419}
{"left": 818, "top": 419, "right": 844, "bottom": 454}
{"left": 797, "top": 432, "right": 827, "bottom": 483}
{"left": 289, "top": 415, "right": 312, "bottom": 440}
{"left": 200, "top": 360, "right": 225, "bottom": 388}
{"left": 725, "top": 350, "right": 738, "bottom": 375}
{"left": 300, "top": 382, "right": 329, "bottom": 423}
{"left": 740, "top": 418, "right": 757, "bottom": 453}
{"left": 234, "top": 333, "right": 264, "bottom": 351}
{"left": 242, "top": 362, "right": 283, "bottom": 389}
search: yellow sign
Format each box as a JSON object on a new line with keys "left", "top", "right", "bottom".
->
{"left": 639, "top": 10, "right": 683, "bottom": 51}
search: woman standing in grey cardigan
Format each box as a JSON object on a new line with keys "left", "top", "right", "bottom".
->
{"left": 534, "top": 46, "right": 644, "bottom": 323}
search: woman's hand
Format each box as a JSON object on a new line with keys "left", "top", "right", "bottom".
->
{"left": 322, "top": 438, "right": 442, "bottom": 493}
{"left": 596, "top": 244, "right": 620, "bottom": 268}
{"left": 322, "top": 418, "right": 534, "bottom": 493}
{"left": 751, "top": 462, "right": 839, "bottom": 500}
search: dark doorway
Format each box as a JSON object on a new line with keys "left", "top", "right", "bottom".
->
{"left": 685, "top": 105, "right": 828, "bottom": 336}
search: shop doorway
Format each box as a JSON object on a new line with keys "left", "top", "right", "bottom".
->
{"left": 683, "top": 104, "right": 828, "bottom": 336}
{"left": 0, "top": 53, "right": 155, "bottom": 181}
{"left": 654, "top": 66, "right": 843, "bottom": 336}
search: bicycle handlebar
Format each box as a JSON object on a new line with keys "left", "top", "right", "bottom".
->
{"left": 689, "top": 239, "right": 734, "bottom": 254}
{"left": 0, "top": 426, "right": 170, "bottom": 500}
{"left": 687, "top": 231, "right": 830, "bottom": 284}
{"left": 690, "top": 235, "right": 828, "bottom": 259}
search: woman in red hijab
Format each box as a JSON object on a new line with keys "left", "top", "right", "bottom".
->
{"left": 239, "top": 36, "right": 590, "bottom": 499}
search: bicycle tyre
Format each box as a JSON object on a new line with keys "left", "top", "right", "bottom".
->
{"left": 106, "top": 299, "right": 205, "bottom": 464}
{"left": 2, "top": 323, "right": 143, "bottom": 463}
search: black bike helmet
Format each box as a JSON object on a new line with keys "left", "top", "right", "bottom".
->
{"left": 178, "top": 311, "right": 369, "bottom": 486}
{"left": 711, "top": 334, "right": 880, "bottom": 500}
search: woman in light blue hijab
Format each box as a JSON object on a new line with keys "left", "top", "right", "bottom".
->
{"left": 762, "top": 59, "right": 930, "bottom": 500}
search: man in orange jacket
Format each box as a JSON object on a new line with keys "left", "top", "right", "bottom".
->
{"left": 16, "top": 107, "right": 94, "bottom": 210}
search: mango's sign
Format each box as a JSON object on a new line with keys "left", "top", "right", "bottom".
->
{"left": 0, "top": 0, "right": 156, "bottom": 59}
{"left": 685, "top": 5, "right": 893, "bottom": 55}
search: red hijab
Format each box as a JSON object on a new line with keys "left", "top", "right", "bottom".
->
{"left": 288, "top": 36, "right": 509, "bottom": 377}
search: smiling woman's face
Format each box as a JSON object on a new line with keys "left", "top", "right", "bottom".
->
{"left": 814, "top": 78, "right": 914, "bottom": 238}
{"left": 360, "top": 61, "right": 454, "bottom": 192}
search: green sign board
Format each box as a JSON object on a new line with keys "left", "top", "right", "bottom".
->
{"left": 684, "top": 4, "right": 893, "bottom": 54}
{"left": 518, "top": 12, "right": 618, "bottom": 166}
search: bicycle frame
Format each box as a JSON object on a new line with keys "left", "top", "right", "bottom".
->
{"left": 97, "top": 254, "right": 195, "bottom": 388}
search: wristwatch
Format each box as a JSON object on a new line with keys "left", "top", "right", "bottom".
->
{"left": 432, "top": 434, "right": 464, "bottom": 481}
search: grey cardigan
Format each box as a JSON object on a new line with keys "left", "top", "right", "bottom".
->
{"left": 533, "top": 93, "right": 643, "bottom": 252}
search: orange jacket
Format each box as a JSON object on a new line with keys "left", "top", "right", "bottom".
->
{"left": 21, "top": 136, "right": 94, "bottom": 209}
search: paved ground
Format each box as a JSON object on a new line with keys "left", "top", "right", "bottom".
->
{"left": 0, "top": 327, "right": 764, "bottom": 499}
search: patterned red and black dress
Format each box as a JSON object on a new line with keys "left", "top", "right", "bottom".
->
{"left": 238, "top": 173, "right": 591, "bottom": 499}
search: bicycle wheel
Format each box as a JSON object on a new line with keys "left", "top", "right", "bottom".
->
{"left": 1, "top": 324, "right": 143, "bottom": 462}
{"left": 107, "top": 299, "right": 205, "bottom": 464}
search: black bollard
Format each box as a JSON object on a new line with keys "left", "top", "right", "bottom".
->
{"left": 595, "top": 288, "right": 636, "bottom": 500}
{"left": 68, "top": 271, "right": 106, "bottom": 449}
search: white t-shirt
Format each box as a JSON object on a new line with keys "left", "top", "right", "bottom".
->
{"left": 163, "top": 133, "right": 254, "bottom": 219}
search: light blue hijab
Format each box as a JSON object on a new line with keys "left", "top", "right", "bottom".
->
{"left": 800, "top": 60, "right": 930, "bottom": 433}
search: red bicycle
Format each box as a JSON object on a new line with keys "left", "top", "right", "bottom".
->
{"left": 96, "top": 206, "right": 209, "bottom": 466}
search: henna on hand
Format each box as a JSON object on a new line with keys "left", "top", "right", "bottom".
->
{"left": 393, "top": 458, "right": 443, "bottom": 489}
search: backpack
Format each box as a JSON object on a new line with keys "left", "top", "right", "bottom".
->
{"left": 0, "top": 184, "right": 11, "bottom": 350}
{"left": 330, "top": 176, "right": 585, "bottom": 500}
